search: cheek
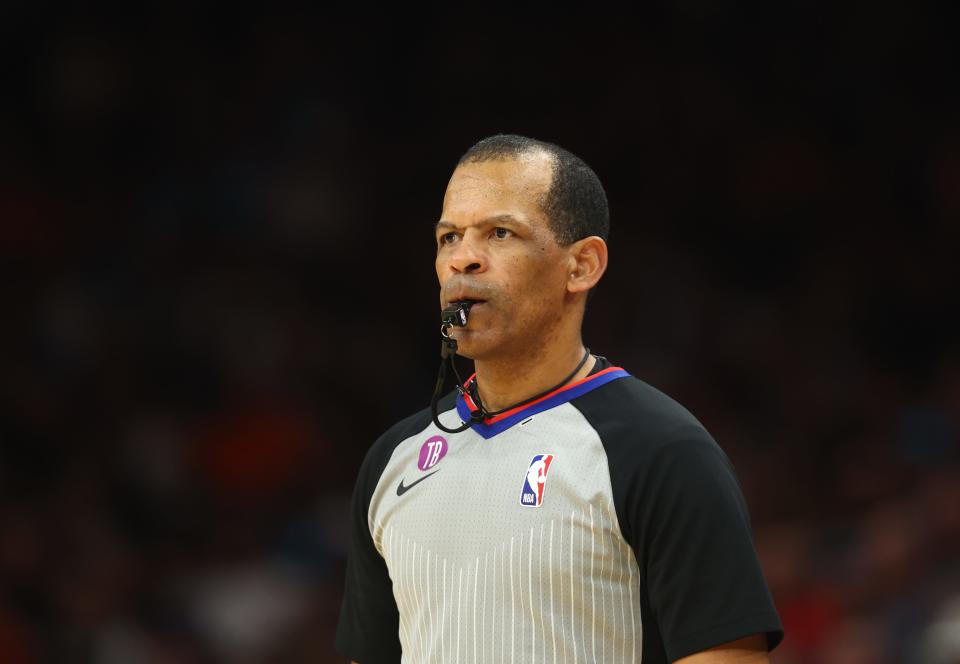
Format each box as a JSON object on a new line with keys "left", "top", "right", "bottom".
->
{"left": 525, "top": 254, "right": 567, "bottom": 293}
{"left": 503, "top": 258, "right": 565, "bottom": 311}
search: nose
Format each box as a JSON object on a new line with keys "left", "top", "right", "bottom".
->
{"left": 446, "top": 231, "right": 487, "bottom": 275}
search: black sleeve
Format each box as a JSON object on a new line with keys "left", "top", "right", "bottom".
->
{"left": 334, "top": 404, "right": 440, "bottom": 663}
{"left": 631, "top": 432, "right": 784, "bottom": 661}
{"left": 334, "top": 434, "right": 402, "bottom": 664}
{"left": 576, "top": 378, "right": 783, "bottom": 662}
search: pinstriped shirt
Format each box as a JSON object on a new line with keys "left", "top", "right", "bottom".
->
{"left": 336, "top": 358, "right": 782, "bottom": 663}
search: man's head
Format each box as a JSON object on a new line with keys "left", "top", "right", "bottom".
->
{"left": 435, "top": 134, "right": 609, "bottom": 361}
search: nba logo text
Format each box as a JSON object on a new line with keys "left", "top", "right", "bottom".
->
{"left": 519, "top": 454, "right": 555, "bottom": 508}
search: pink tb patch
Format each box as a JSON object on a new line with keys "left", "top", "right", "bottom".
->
{"left": 418, "top": 436, "right": 448, "bottom": 471}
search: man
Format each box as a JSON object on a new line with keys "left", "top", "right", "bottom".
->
{"left": 336, "top": 135, "right": 783, "bottom": 663}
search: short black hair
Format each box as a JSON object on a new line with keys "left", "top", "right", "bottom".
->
{"left": 458, "top": 134, "right": 609, "bottom": 246}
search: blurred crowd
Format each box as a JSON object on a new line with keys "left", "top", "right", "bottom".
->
{"left": 2, "top": 4, "right": 958, "bottom": 663}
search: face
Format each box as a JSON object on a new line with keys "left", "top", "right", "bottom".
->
{"left": 435, "top": 154, "right": 575, "bottom": 360}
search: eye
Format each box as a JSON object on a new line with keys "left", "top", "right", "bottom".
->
{"left": 439, "top": 231, "right": 458, "bottom": 245}
{"left": 492, "top": 227, "right": 511, "bottom": 240}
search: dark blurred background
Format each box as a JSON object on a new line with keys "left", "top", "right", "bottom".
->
{"left": 2, "top": 3, "right": 959, "bottom": 663}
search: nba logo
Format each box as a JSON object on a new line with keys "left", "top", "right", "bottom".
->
{"left": 519, "top": 454, "right": 555, "bottom": 507}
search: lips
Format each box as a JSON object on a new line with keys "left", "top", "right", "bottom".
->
{"left": 443, "top": 280, "right": 493, "bottom": 309}
{"left": 444, "top": 291, "right": 488, "bottom": 308}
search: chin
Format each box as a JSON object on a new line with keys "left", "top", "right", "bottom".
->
{"left": 451, "top": 331, "right": 500, "bottom": 362}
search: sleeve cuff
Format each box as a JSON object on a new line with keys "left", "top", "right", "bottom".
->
{"left": 665, "top": 611, "right": 784, "bottom": 662}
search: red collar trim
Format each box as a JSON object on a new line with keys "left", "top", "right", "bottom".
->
{"left": 461, "top": 366, "right": 625, "bottom": 424}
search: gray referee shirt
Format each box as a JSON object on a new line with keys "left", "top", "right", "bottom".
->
{"left": 336, "top": 357, "right": 783, "bottom": 663}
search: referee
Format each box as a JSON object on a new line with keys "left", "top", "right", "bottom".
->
{"left": 336, "top": 135, "right": 783, "bottom": 663}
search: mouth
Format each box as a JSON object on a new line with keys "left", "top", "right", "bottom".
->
{"left": 445, "top": 297, "right": 487, "bottom": 309}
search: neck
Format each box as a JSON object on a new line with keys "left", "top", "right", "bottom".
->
{"left": 470, "top": 330, "right": 595, "bottom": 413}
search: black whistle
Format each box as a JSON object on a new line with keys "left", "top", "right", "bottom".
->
{"left": 439, "top": 301, "right": 474, "bottom": 359}
{"left": 441, "top": 301, "right": 473, "bottom": 327}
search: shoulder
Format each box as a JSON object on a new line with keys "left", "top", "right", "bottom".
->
{"left": 356, "top": 391, "right": 457, "bottom": 491}
{"left": 571, "top": 374, "right": 737, "bottom": 542}
{"left": 573, "top": 373, "right": 717, "bottom": 454}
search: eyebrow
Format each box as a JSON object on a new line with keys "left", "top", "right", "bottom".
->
{"left": 435, "top": 214, "right": 529, "bottom": 231}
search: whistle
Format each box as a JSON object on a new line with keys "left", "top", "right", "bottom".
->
{"left": 441, "top": 301, "right": 474, "bottom": 328}
{"left": 439, "top": 301, "right": 474, "bottom": 359}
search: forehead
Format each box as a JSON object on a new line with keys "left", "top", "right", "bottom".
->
{"left": 441, "top": 154, "right": 554, "bottom": 226}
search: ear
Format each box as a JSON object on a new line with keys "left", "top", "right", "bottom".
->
{"left": 566, "top": 236, "right": 608, "bottom": 294}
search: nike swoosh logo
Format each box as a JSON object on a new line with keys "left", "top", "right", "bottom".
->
{"left": 396, "top": 470, "right": 440, "bottom": 496}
